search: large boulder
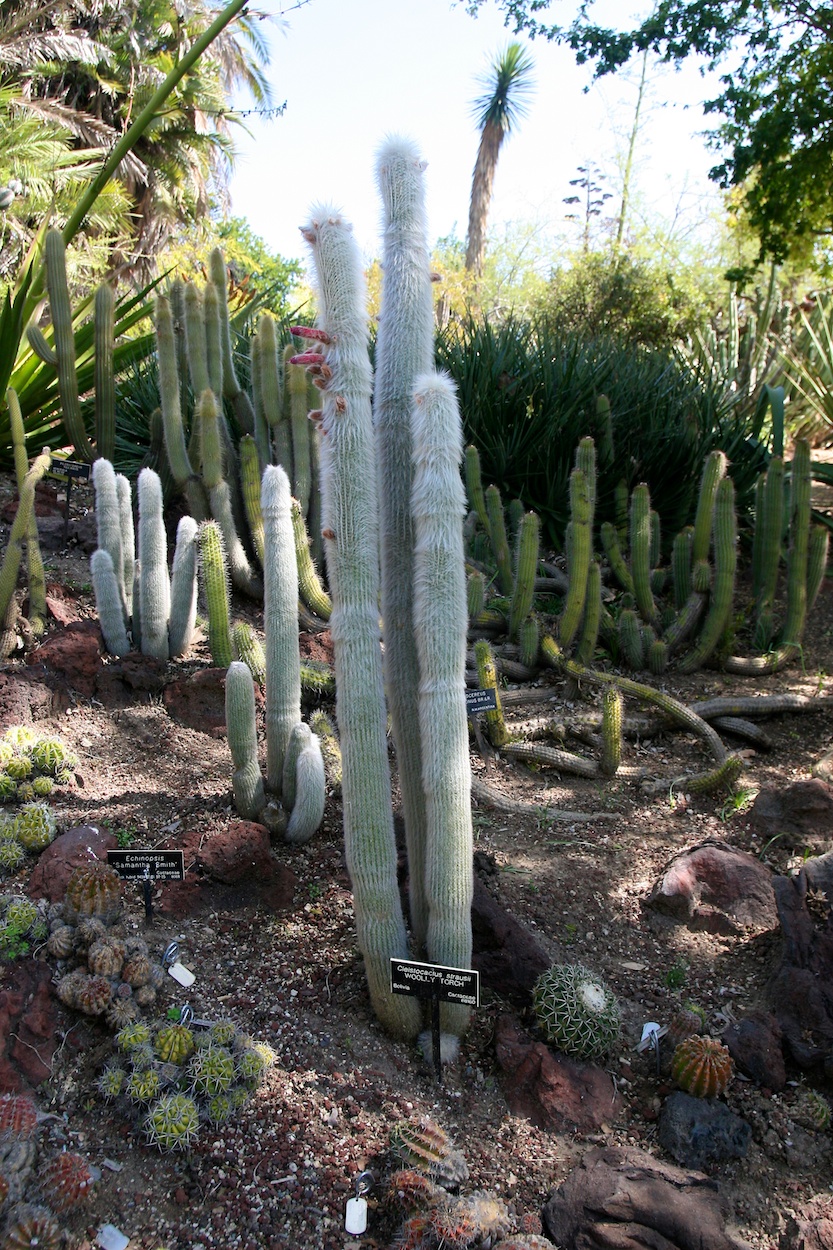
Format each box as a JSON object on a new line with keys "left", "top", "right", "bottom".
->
{"left": 749, "top": 779, "right": 833, "bottom": 852}
{"left": 644, "top": 840, "right": 777, "bottom": 935}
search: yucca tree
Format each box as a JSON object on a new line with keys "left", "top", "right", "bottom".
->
{"left": 464, "top": 42, "right": 535, "bottom": 277}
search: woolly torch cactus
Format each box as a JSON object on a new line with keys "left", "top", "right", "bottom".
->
{"left": 260, "top": 465, "right": 302, "bottom": 795}
{"left": 137, "top": 468, "right": 171, "bottom": 660}
{"left": 411, "top": 371, "right": 474, "bottom": 1040}
{"left": 374, "top": 136, "right": 434, "bottom": 955}
{"left": 295, "top": 208, "right": 420, "bottom": 1040}
{"left": 225, "top": 661, "right": 265, "bottom": 820}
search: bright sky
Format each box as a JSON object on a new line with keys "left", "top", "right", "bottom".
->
{"left": 227, "top": 0, "right": 725, "bottom": 267}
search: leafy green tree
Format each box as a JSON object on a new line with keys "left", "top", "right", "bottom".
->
{"left": 465, "top": 42, "right": 535, "bottom": 275}
{"left": 463, "top": 1, "right": 833, "bottom": 268}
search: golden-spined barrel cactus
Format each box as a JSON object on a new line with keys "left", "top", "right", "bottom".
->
{"left": 155, "top": 1023, "right": 195, "bottom": 1066}
{"left": 532, "top": 963, "right": 621, "bottom": 1060}
{"left": 390, "top": 1117, "right": 469, "bottom": 1188}
{"left": 64, "top": 862, "right": 122, "bottom": 923}
{"left": 671, "top": 1034, "right": 734, "bottom": 1098}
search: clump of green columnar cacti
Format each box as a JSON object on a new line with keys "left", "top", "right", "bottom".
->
{"left": 44, "top": 229, "right": 94, "bottom": 461}
{"left": 678, "top": 476, "right": 737, "bottom": 674}
{"left": 239, "top": 435, "right": 265, "bottom": 566}
{"left": 518, "top": 612, "right": 540, "bottom": 669}
{"left": 752, "top": 456, "right": 784, "bottom": 621}
{"left": 600, "top": 521, "right": 634, "bottom": 595}
{"left": 559, "top": 468, "right": 591, "bottom": 648}
{"left": 137, "top": 468, "right": 170, "bottom": 660}
{"left": 154, "top": 295, "right": 209, "bottom": 522}
{"left": 374, "top": 137, "right": 435, "bottom": 957}
{"left": 671, "top": 526, "right": 694, "bottom": 611}
{"left": 285, "top": 727, "right": 326, "bottom": 845}
{"left": 574, "top": 561, "right": 602, "bottom": 671}
{"left": 0, "top": 450, "right": 51, "bottom": 657}
{"left": 474, "top": 639, "right": 509, "bottom": 748}
{"left": 411, "top": 372, "right": 474, "bottom": 1040}
{"left": 485, "top": 484, "right": 514, "bottom": 596}
{"left": 7, "top": 389, "right": 46, "bottom": 637}
{"left": 145, "top": 1092, "right": 200, "bottom": 1152}
{"left": 197, "top": 388, "right": 262, "bottom": 600}
{"left": 509, "top": 512, "right": 540, "bottom": 641}
{"left": 309, "top": 709, "right": 342, "bottom": 796}
{"left": 630, "top": 483, "right": 659, "bottom": 628}
{"left": 210, "top": 247, "right": 256, "bottom": 437}
{"left": 297, "top": 206, "right": 420, "bottom": 1040}
{"left": 95, "top": 281, "right": 116, "bottom": 462}
{"left": 782, "top": 438, "right": 811, "bottom": 649}
{"left": 225, "top": 662, "right": 266, "bottom": 820}
{"left": 532, "top": 963, "right": 620, "bottom": 1059}
{"left": 198, "top": 520, "right": 234, "bottom": 668}
{"left": 291, "top": 498, "right": 331, "bottom": 621}
{"left": 261, "top": 465, "right": 302, "bottom": 796}
{"left": 600, "top": 687, "right": 622, "bottom": 777}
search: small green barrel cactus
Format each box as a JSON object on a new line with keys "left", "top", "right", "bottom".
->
{"left": 155, "top": 1022, "right": 195, "bottom": 1066}
{"left": 145, "top": 1092, "right": 200, "bottom": 1151}
{"left": 14, "top": 801, "right": 57, "bottom": 852}
{"left": 532, "top": 963, "right": 620, "bottom": 1060}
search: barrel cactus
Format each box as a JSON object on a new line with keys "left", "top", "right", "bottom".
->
{"left": 670, "top": 1034, "right": 733, "bottom": 1098}
{"left": 37, "top": 1150, "right": 94, "bottom": 1211}
{"left": 64, "top": 862, "right": 122, "bottom": 923}
{"left": 145, "top": 1093, "right": 200, "bottom": 1151}
{"left": 532, "top": 963, "right": 621, "bottom": 1060}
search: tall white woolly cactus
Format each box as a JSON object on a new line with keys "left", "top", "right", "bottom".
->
{"left": 137, "top": 468, "right": 171, "bottom": 660}
{"left": 261, "top": 464, "right": 302, "bottom": 794}
{"left": 298, "top": 207, "right": 420, "bottom": 1040}
{"left": 411, "top": 372, "right": 473, "bottom": 1038}
{"left": 92, "top": 458, "right": 126, "bottom": 618}
{"left": 373, "top": 137, "right": 435, "bottom": 955}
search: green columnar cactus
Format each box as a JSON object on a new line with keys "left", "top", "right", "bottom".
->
{"left": 309, "top": 708, "right": 341, "bottom": 795}
{"left": 94, "top": 282, "right": 116, "bottom": 462}
{"left": 261, "top": 465, "right": 302, "bottom": 795}
{"left": 298, "top": 207, "right": 420, "bottom": 1040}
{"left": 467, "top": 570, "right": 485, "bottom": 622}
{"left": 411, "top": 371, "right": 473, "bottom": 1038}
{"left": 618, "top": 608, "right": 644, "bottom": 669}
{"left": 90, "top": 550, "right": 131, "bottom": 656}
{"left": 647, "top": 637, "right": 669, "bottom": 674}
{"left": 285, "top": 730, "right": 326, "bottom": 845}
{"left": 291, "top": 498, "right": 332, "bottom": 620}
{"left": 575, "top": 436, "right": 597, "bottom": 517}
{"left": 198, "top": 520, "right": 234, "bottom": 667}
{"left": 252, "top": 314, "right": 283, "bottom": 442}
{"left": 239, "top": 434, "right": 265, "bottom": 566}
{"left": 198, "top": 388, "right": 262, "bottom": 599}
{"left": 600, "top": 686, "right": 622, "bottom": 776}
{"left": 753, "top": 457, "right": 784, "bottom": 619}
{"left": 596, "top": 393, "right": 614, "bottom": 465}
{"left": 518, "top": 612, "right": 540, "bottom": 669}
{"left": 286, "top": 342, "right": 312, "bottom": 515}
{"left": 183, "top": 280, "right": 211, "bottom": 398}
{"left": 474, "top": 639, "right": 509, "bottom": 748}
{"left": 614, "top": 478, "right": 629, "bottom": 542}
{"left": 210, "top": 247, "right": 256, "bottom": 436}
{"left": 509, "top": 512, "right": 540, "bottom": 640}
{"left": 154, "top": 294, "right": 209, "bottom": 522}
{"left": 465, "top": 444, "right": 491, "bottom": 536}
{"left": 373, "top": 137, "right": 435, "bottom": 956}
{"left": 574, "top": 560, "right": 602, "bottom": 670}
{"left": 137, "top": 468, "right": 171, "bottom": 660}
{"left": 168, "top": 516, "right": 199, "bottom": 658}
{"left": 559, "top": 468, "right": 591, "bottom": 648}
{"left": 203, "top": 281, "right": 224, "bottom": 397}
{"left": 807, "top": 525, "right": 829, "bottom": 614}
{"left": 678, "top": 476, "right": 737, "bottom": 673}
{"left": 782, "top": 439, "right": 811, "bottom": 648}
{"left": 484, "top": 484, "right": 514, "bottom": 596}
{"left": 630, "top": 484, "right": 659, "bottom": 627}
{"left": 691, "top": 449, "right": 727, "bottom": 570}
{"left": 7, "top": 388, "right": 46, "bottom": 636}
{"left": 508, "top": 497, "right": 525, "bottom": 545}
{"left": 44, "top": 229, "right": 94, "bottom": 460}
{"left": 225, "top": 661, "right": 266, "bottom": 820}
{"left": 231, "top": 621, "right": 266, "bottom": 684}
{"left": 600, "top": 522, "right": 635, "bottom": 595}
{"left": 671, "top": 527, "right": 693, "bottom": 611}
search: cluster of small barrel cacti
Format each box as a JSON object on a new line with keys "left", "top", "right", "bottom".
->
{"left": 385, "top": 1117, "right": 543, "bottom": 1249}
{"left": 0, "top": 894, "right": 49, "bottom": 959}
{"left": 97, "top": 1015, "right": 275, "bottom": 1151}
{"left": 0, "top": 726, "right": 76, "bottom": 806}
{"left": 44, "top": 865, "right": 173, "bottom": 1026}
{"left": 0, "top": 1091, "right": 96, "bottom": 1246}
{"left": 531, "top": 963, "right": 621, "bottom": 1060}
{"left": 670, "top": 1034, "right": 734, "bottom": 1098}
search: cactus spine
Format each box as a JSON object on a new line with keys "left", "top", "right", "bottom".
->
{"left": 374, "top": 138, "right": 436, "bottom": 955}
{"left": 299, "top": 207, "right": 420, "bottom": 1039}
{"left": 411, "top": 372, "right": 473, "bottom": 1037}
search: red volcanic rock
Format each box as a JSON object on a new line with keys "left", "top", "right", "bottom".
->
{"left": 0, "top": 960, "right": 60, "bottom": 1090}
{"left": 645, "top": 840, "right": 777, "bottom": 934}
{"left": 27, "top": 824, "right": 118, "bottom": 903}
{"left": 196, "top": 821, "right": 273, "bottom": 885}
{"left": 495, "top": 1015, "right": 622, "bottom": 1134}
{"left": 28, "top": 621, "right": 102, "bottom": 698}
{"left": 749, "top": 779, "right": 833, "bottom": 851}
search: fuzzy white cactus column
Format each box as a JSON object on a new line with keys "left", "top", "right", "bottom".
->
{"left": 297, "top": 208, "right": 420, "bottom": 1040}
{"left": 411, "top": 372, "right": 474, "bottom": 1040}
{"left": 261, "top": 464, "right": 302, "bottom": 795}
{"left": 373, "top": 137, "right": 435, "bottom": 955}
{"left": 137, "top": 468, "right": 171, "bottom": 660}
